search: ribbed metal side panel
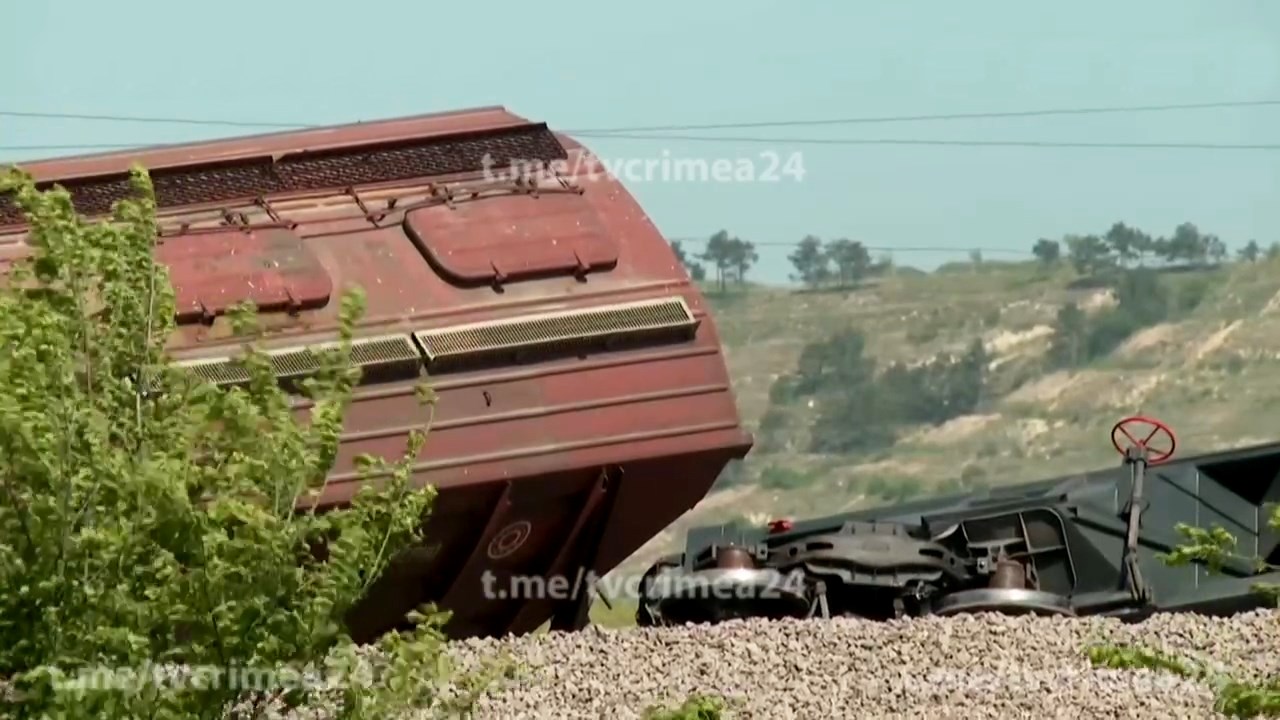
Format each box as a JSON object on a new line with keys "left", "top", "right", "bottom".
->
{"left": 413, "top": 296, "right": 699, "bottom": 373}
{"left": 174, "top": 333, "right": 422, "bottom": 388}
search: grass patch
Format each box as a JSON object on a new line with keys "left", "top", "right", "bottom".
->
{"left": 590, "top": 596, "right": 638, "bottom": 629}
{"left": 1087, "top": 644, "right": 1280, "bottom": 718}
{"left": 643, "top": 694, "right": 730, "bottom": 720}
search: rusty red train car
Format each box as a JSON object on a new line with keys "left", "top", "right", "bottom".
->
{"left": 0, "top": 107, "right": 753, "bottom": 640}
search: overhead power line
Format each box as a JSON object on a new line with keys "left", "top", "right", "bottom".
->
{"left": 2, "top": 134, "right": 1278, "bottom": 154}
{"left": 0, "top": 96, "right": 1277, "bottom": 136}
{"left": 0, "top": 143, "right": 188, "bottom": 151}
{"left": 568, "top": 99, "right": 1280, "bottom": 134}
{"left": 571, "top": 133, "right": 1280, "bottom": 151}
{"left": 665, "top": 238, "right": 1032, "bottom": 256}
{"left": 0, "top": 109, "right": 314, "bottom": 130}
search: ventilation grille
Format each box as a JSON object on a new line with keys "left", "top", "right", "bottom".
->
{"left": 0, "top": 125, "right": 566, "bottom": 225}
{"left": 413, "top": 297, "right": 699, "bottom": 372}
{"left": 174, "top": 334, "right": 423, "bottom": 388}
{"left": 166, "top": 297, "right": 699, "bottom": 387}
{"left": 175, "top": 358, "right": 252, "bottom": 387}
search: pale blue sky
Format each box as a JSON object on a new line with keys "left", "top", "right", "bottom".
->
{"left": 2, "top": 0, "right": 1278, "bottom": 282}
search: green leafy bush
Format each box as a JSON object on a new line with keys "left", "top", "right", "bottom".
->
{"left": 0, "top": 167, "right": 490, "bottom": 719}
{"left": 770, "top": 328, "right": 987, "bottom": 456}
{"left": 1048, "top": 267, "right": 1213, "bottom": 369}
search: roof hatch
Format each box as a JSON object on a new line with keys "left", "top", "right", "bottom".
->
{"left": 402, "top": 192, "right": 618, "bottom": 286}
{"left": 156, "top": 227, "right": 331, "bottom": 324}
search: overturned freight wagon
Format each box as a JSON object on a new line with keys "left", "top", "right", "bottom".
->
{"left": 639, "top": 416, "right": 1280, "bottom": 626}
{"left": 0, "top": 107, "right": 753, "bottom": 640}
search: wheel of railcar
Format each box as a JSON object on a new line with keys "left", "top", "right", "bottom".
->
{"left": 643, "top": 565, "right": 812, "bottom": 626}
{"left": 932, "top": 588, "right": 1076, "bottom": 617}
{"left": 636, "top": 554, "right": 684, "bottom": 627}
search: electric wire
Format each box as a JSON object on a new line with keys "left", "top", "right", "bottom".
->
{"left": 2, "top": 98, "right": 1277, "bottom": 132}
{"left": 566, "top": 99, "right": 1280, "bottom": 134}
{"left": 3, "top": 98, "right": 1280, "bottom": 153}
{"left": 571, "top": 134, "right": 1280, "bottom": 151}
{"left": 3, "top": 135, "right": 1278, "bottom": 153}
{"left": 664, "top": 238, "right": 1033, "bottom": 256}
{"left": 0, "top": 109, "right": 314, "bottom": 129}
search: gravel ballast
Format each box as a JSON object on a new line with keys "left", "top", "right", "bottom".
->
{"left": 44, "top": 608, "right": 1268, "bottom": 718}
{"left": 441, "top": 609, "right": 1280, "bottom": 719}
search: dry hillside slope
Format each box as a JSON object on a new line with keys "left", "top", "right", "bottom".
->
{"left": 608, "top": 258, "right": 1280, "bottom": 584}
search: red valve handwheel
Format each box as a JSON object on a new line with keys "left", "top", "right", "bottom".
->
{"left": 1110, "top": 415, "right": 1177, "bottom": 465}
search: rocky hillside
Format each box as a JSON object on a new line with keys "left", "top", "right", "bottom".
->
{"left": 607, "top": 255, "right": 1280, "bottom": 584}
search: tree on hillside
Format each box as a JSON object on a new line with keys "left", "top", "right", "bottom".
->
{"left": 1104, "top": 222, "right": 1152, "bottom": 267}
{"left": 877, "top": 339, "right": 987, "bottom": 427}
{"left": 699, "top": 230, "right": 735, "bottom": 292}
{"left": 1047, "top": 302, "right": 1088, "bottom": 368}
{"left": 1043, "top": 221, "right": 1241, "bottom": 276}
{"left": 670, "top": 239, "right": 707, "bottom": 280}
{"left": 726, "top": 237, "right": 758, "bottom": 285}
{"left": 1065, "top": 234, "right": 1113, "bottom": 276}
{"left": 795, "top": 330, "right": 896, "bottom": 453}
{"left": 940, "top": 338, "right": 988, "bottom": 415}
{"left": 826, "top": 239, "right": 871, "bottom": 287}
{"left": 1165, "top": 222, "right": 1209, "bottom": 265}
{"left": 1110, "top": 267, "right": 1169, "bottom": 326}
{"left": 778, "top": 327, "right": 988, "bottom": 455}
{"left": 1032, "top": 238, "right": 1061, "bottom": 266}
{"left": 1238, "top": 240, "right": 1260, "bottom": 263}
{"left": 1046, "top": 268, "right": 1181, "bottom": 370}
{"left": 1206, "top": 234, "right": 1228, "bottom": 265}
{"left": 791, "top": 327, "right": 877, "bottom": 396}
{"left": 0, "top": 168, "right": 492, "bottom": 719}
{"left": 788, "top": 235, "right": 829, "bottom": 288}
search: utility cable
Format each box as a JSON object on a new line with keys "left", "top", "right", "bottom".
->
{"left": 0, "top": 109, "right": 314, "bottom": 129}
{"left": 0, "top": 96, "right": 1277, "bottom": 141}
{"left": 665, "top": 238, "right": 1033, "bottom": 255}
{"left": 2, "top": 96, "right": 1280, "bottom": 154}
{"left": 567, "top": 99, "right": 1280, "bottom": 134}
{"left": 569, "top": 133, "right": 1280, "bottom": 151}
{"left": 3, "top": 135, "right": 1279, "bottom": 153}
